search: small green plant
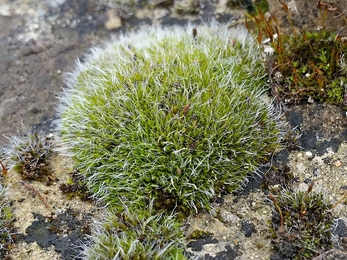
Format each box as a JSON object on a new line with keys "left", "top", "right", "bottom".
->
{"left": 269, "top": 183, "right": 334, "bottom": 259}
{"left": 227, "top": 0, "right": 269, "bottom": 15}
{"left": 82, "top": 203, "right": 186, "bottom": 260}
{"left": 245, "top": 1, "right": 347, "bottom": 105}
{"left": 0, "top": 181, "right": 14, "bottom": 258}
{"left": 227, "top": 0, "right": 269, "bottom": 16}
{"left": 57, "top": 23, "right": 281, "bottom": 214}
{"left": 59, "top": 170, "right": 93, "bottom": 201}
{"left": 188, "top": 230, "right": 213, "bottom": 240}
{"left": 2, "top": 131, "right": 53, "bottom": 183}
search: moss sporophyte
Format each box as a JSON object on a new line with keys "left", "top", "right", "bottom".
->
{"left": 56, "top": 23, "right": 281, "bottom": 258}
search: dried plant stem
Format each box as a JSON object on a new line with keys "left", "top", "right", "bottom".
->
{"left": 300, "top": 181, "right": 315, "bottom": 217}
{"left": 269, "top": 193, "right": 284, "bottom": 232}
{"left": 332, "top": 191, "right": 347, "bottom": 209}
{"left": 0, "top": 161, "right": 7, "bottom": 175}
{"left": 20, "top": 181, "right": 50, "bottom": 209}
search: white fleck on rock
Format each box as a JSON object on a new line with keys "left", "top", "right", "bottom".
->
{"left": 313, "top": 156, "right": 324, "bottom": 166}
{"left": 334, "top": 160, "right": 342, "bottom": 167}
{"left": 219, "top": 209, "right": 240, "bottom": 225}
{"left": 305, "top": 151, "right": 313, "bottom": 158}
{"left": 298, "top": 182, "right": 309, "bottom": 192}
{"left": 292, "top": 162, "right": 306, "bottom": 175}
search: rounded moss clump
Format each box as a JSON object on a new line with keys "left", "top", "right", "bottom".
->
{"left": 57, "top": 23, "right": 280, "bottom": 213}
{"left": 82, "top": 204, "right": 186, "bottom": 259}
{"left": 2, "top": 132, "right": 53, "bottom": 182}
{"left": 270, "top": 188, "right": 334, "bottom": 259}
{"left": 0, "top": 182, "right": 14, "bottom": 258}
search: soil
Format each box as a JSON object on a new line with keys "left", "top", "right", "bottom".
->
{"left": 1, "top": 0, "right": 347, "bottom": 259}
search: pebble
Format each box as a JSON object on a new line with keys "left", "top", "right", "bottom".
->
{"left": 298, "top": 182, "right": 309, "bottom": 192}
{"left": 105, "top": 9, "right": 122, "bottom": 30}
{"left": 334, "top": 160, "right": 342, "bottom": 167}
{"left": 305, "top": 151, "right": 313, "bottom": 158}
{"left": 219, "top": 209, "right": 240, "bottom": 224}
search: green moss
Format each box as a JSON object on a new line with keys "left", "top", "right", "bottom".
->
{"left": 270, "top": 188, "right": 334, "bottom": 259}
{"left": 0, "top": 182, "right": 14, "bottom": 258}
{"left": 246, "top": 3, "right": 347, "bottom": 105}
{"left": 58, "top": 24, "right": 280, "bottom": 214}
{"left": 188, "top": 230, "right": 213, "bottom": 240}
{"left": 227, "top": 0, "right": 269, "bottom": 15}
{"left": 83, "top": 204, "right": 186, "bottom": 259}
{"left": 2, "top": 132, "right": 53, "bottom": 183}
{"left": 273, "top": 31, "right": 347, "bottom": 104}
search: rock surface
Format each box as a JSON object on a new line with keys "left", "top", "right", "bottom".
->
{"left": 1, "top": 0, "right": 347, "bottom": 259}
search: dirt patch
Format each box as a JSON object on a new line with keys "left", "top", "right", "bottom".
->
{"left": 4, "top": 151, "right": 100, "bottom": 260}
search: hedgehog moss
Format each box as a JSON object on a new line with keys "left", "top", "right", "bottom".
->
{"left": 2, "top": 131, "right": 53, "bottom": 183}
{"left": 57, "top": 23, "right": 281, "bottom": 214}
{"left": 82, "top": 203, "right": 186, "bottom": 259}
{"left": 270, "top": 188, "right": 334, "bottom": 259}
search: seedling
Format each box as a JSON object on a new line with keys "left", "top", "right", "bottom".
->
{"left": 20, "top": 181, "right": 50, "bottom": 209}
{"left": 0, "top": 162, "right": 7, "bottom": 176}
{"left": 59, "top": 170, "right": 92, "bottom": 201}
{"left": 269, "top": 193, "right": 284, "bottom": 232}
{"left": 332, "top": 190, "right": 347, "bottom": 209}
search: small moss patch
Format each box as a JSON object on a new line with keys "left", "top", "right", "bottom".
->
{"left": 245, "top": 1, "right": 347, "bottom": 105}
{"left": 83, "top": 204, "right": 186, "bottom": 259}
{"left": 2, "top": 132, "right": 53, "bottom": 183}
{"left": 270, "top": 187, "right": 334, "bottom": 259}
